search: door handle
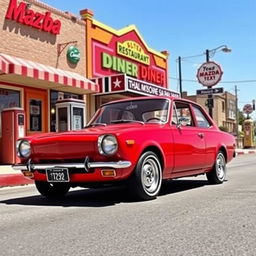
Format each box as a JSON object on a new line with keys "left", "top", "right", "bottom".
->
{"left": 198, "top": 133, "right": 204, "bottom": 139}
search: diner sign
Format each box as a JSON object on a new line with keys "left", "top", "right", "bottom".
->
{"left": 117, "top": 41, "right": 150, "bottom": 65}
{"left": 92, "top": 74, "right": 180, "bottom": 98}
{"left": 91, "top": 26, "right": 168, "bottom": 87}
{"left": 5, "top": 0, "right": 61, "bottom": 35}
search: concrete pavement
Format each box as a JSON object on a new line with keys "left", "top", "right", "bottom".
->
{"left": 0, "top": 148, "right": 255, "bottom": 188}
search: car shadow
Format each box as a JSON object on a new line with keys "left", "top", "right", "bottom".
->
{"left": 0, "top": 179, "right": 209, "bottom": 207}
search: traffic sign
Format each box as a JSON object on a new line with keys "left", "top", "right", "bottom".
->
{"left": 243, "top": 104, "right": 254, "bottom": 115}
{"left": 197, "top": 87, "right": 224, "bottom": 95}
{"left": 197, "top": 61, "right": 223, "bottom": 87}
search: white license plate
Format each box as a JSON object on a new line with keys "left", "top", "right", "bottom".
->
{"left": 46, "top": 168, "right": 70, "bottom": 182}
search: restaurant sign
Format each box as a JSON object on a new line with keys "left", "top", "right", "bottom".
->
{"left": 92, "top": 74, "right": 180, "bottom": 98}
{"left": 117, "top": 41, "right": 150, "bottom": 65}
{"left": 5, "top": 0, "right": 61, "bottom": 35}
{"left": 92, "top": 27, "right": 168, "bottom": 87}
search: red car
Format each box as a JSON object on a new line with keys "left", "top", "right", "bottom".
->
{"left": 13, "top": 96, "right": 236, "bottom": 200}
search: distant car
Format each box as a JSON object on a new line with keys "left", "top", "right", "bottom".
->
{"left": 13, "top": 96, "right": 236, "bottom": 200}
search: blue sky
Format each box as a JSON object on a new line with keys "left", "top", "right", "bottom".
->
{"left": 43, "top": 0, "right": 256, "bottom": 114}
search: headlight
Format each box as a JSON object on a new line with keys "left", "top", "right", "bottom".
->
{"left": 17, "top": 140, "right": 31, "bottom": 158}
{"left": 98, "top": 135, "right": 118, "bottom": 155}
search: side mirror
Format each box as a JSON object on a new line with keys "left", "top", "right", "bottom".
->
{"left": 177, "top": 117, "right": 190, "bottom": 128}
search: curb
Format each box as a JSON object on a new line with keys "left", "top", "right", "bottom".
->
{"left": 236, "top": 150, "right": 256, "bottom": 155}
{"left": 0, "top": 174, "right": 34, "bottom": 188}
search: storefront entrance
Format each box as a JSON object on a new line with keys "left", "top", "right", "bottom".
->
{"left": 25, "top": 88, "right": 48, "bottom": 136}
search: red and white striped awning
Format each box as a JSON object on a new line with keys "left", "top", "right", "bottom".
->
{"left": 0, "top": 53, "right": 98, "bottom": 93}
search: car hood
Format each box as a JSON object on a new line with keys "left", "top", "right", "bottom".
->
{"left": 23, "top": 123, "right": 148, "bottom": 160}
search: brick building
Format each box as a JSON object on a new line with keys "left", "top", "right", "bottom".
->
{"left": 0, "top": 0, "right": 98, "bottom": 163}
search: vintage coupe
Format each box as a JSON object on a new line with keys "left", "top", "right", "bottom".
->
{"left": 13, "top": 96, "right": 236, "bottom": 200}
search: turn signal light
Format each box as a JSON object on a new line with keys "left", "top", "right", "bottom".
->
{"left": 22, "top": 171, "right": 34, "bottom": 178}
{"left": 101, "top": 169, "right": 116, "bottom": 177}
{"left": 126, "top": 140, "right": 135, "bottom": 145}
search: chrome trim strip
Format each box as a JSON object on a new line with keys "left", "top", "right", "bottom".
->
{"left": 12, "top": 160, "right": 132, "bottom": 172}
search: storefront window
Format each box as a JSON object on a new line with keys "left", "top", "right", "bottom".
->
{"left": 0, "top": 88, "right": 20, "bottom": 136}
{"left": 50, "top": 90, "right": 83, "bottom": 132}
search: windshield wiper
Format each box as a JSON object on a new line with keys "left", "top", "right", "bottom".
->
{"left": 110, "top": 120, "right": 144, "bottom": 125}
{"left": 85, "top": 123, "right": 107, "bottom": 128}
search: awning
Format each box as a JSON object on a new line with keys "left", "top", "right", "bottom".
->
{"left": 0, "top": 53, "right": 98, "bottom": 94}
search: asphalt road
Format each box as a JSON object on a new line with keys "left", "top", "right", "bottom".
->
{"left": 0, "top": 154, "right": 256, "bottom": 256}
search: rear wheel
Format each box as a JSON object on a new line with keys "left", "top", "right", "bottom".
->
{"left": 35, "top": 181, "right": 70, "bottom": 198}
{"left": 207, "top": 151, "right": 226, "bottom": 184}
{"left": 128, "top": 151, "right": 162, "bottom": 200}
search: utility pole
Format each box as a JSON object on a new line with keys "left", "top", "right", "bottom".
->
{"left": 235, "top": 85, "right": 239, "bottom": 137}
{"left": 178, "top": 56, "right": 182, "bottom": 97}
{"left": 206, "top": 49, "right": 213, "bottom": 118}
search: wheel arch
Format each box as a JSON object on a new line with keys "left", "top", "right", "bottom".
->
{"left": 218, "top": 145, "right": 227, "bottom": 161}
{"left": 141, "top": 145, "right": 165, "bottom": 171}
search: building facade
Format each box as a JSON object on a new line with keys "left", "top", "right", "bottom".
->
{"left": 0, "top": 0, "right": 98, "bottom": 163}
{"left": 0, "top": 0, "right": 179, "bottom": 164}
{"left": 80, "top": 9, "right": 178, "bottom": 119}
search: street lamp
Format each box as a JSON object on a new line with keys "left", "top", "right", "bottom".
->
{"left": 205, "top": 45, "right": 232, "bottom": 62}
{"left": 177, "top": 45, "right": 231, "bottom": 108}
{"left": 205, "top": 45, "right": 232, "bottom": 118}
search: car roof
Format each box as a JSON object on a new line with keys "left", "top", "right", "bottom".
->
{"left": 101, "top": 96, "right": 197, "bottom": 107}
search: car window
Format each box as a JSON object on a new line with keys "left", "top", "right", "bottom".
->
{"left": 89, "top": 99, "right": 169, "bottom": 125}
{"left": 192, "top": 105, "right": 211, "bottom": 128}
{"left": 171, "top": 104, "right": 178, "bottom": 125}
{"left": 142, "top": 109, "right": 168, "bottom": 123}
{"left": 174, "top": 101, "right": 194, "bottom": 126}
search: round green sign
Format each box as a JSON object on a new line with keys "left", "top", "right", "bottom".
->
{"left": 67, "top": 46, "right": 80, "bottom": 64}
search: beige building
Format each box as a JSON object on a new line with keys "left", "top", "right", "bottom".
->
{"left": 182, "top": 91, "right": 237, "bottom": 134}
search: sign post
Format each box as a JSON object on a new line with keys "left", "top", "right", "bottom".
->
{"left": 197, "top": 61, "right": 223, "bottom": 118}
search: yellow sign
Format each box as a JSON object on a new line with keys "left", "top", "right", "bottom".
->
{"left": 117, "top": 41, "right": 150, "bottom": 65}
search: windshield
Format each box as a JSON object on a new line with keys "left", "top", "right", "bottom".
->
{"left": 88, "top": 99, "right": 170, "bottom": 126}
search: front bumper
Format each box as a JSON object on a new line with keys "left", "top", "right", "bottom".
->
{"left": 12, "top": 157, "right": 132, "bottom": 172}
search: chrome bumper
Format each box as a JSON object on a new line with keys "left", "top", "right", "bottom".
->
{"left": 12, "top": 158, "right": 132, "bottom": 173}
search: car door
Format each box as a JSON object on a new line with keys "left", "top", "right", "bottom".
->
{"left": 171, "top": 100, "right": 206, "bottom": 173}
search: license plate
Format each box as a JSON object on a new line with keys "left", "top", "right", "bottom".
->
{"left": 46, "top": 168, "right": 70, "bottom": 182}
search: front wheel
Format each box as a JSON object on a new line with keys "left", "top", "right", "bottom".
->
{"left": 35, "top": 181, "right": 70, "bottom": 198}
{"left": 207, "top": 151, "right": 226, "bottom": 184}
{"left": 128, "top": 151, "right": 162, "bottom": 200}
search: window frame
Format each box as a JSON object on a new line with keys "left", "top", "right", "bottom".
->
{"left": 191, "top": 104, "right": 213, "bottom": 128}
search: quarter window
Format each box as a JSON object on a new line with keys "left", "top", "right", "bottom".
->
{"left": 192, "top": 106, "right": 211, "bottom": 128}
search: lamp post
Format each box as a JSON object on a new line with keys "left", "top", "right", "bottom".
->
{"left": 205, "top": 45, "right": 231, "bottom": 118}
{"left": 178, "top": 56, "right": 183, "bottom": 97}
{"left": 177, "top": 45, "right": 231, "bottom": 114}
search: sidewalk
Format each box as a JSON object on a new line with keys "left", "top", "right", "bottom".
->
{"left": 0, "top": 148, "right": 255, "bottom": 188}
{"left": 0, "top": 165, "right": 34, "bottom": 188}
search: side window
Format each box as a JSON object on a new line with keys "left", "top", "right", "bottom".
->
{"left": 174, "top": 101, "right": 194, "bottom": 126}
{"left": 192, "top": 105, "right": 211, "bottom": 128}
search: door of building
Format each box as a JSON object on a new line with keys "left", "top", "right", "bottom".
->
{"left": 25, "top": 88, "right": 48, "bottom": 136}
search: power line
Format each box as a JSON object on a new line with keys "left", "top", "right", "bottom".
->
{"left": 169, "top": 76, "right": 256, "bottom": 84}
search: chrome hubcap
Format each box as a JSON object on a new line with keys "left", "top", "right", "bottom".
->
{"left": 141, "top": 155, "right": 161, "bottom": 195}
{"left": 216, "top": 154, "right": 225, "bottom": 180}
